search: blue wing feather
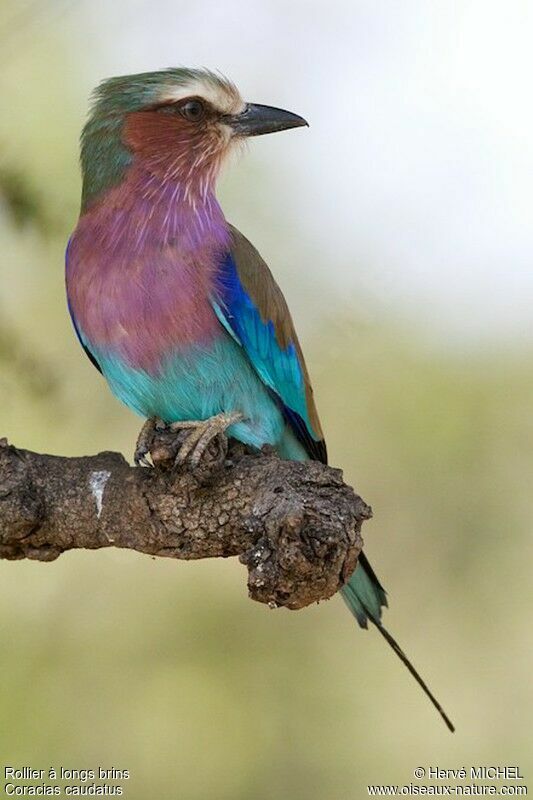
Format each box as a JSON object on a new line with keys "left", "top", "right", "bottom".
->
{"left": 214, "top": 249, "right": 326, "bottom": 463}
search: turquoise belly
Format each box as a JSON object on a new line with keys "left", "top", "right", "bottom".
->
{"left": 96, "top": 334, "right": 307, "bottom": 459}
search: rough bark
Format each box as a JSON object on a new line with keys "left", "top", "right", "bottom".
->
{"left": 0, "top": 435, "right": 371, "bottom": 610}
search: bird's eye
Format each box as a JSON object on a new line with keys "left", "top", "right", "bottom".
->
{"left": 179, "top": 99, "right": 206, "bottom": 122}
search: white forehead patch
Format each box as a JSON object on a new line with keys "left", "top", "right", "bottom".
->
{"left": 159, "top": 77, "right": 245, "bottom": 116}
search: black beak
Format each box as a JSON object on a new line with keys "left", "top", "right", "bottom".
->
{"left": 225, "top": 103, "right": 308, "bottom": 137}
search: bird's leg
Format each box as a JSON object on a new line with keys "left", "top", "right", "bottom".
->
{"left": 170, "top": 412, "right": 243, "bottom": 469}
{"left": 134, "top": 416, "right": 163, "bottom": 466}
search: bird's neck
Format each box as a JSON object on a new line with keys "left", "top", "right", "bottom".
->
{"left": 78, "top": 160, "right": 230, "bottom": 256}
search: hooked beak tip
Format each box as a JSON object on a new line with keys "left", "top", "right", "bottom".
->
{"left": 227, "top": 103, "right": 309, "bottom": 137}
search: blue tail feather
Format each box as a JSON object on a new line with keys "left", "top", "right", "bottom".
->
{"left": 341, "top": 552, "right": 387, "bottom": 628}
{"left": 341, "top": 554, "right": 455, "bottom": 732}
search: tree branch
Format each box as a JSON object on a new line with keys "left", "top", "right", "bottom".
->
{"left": 0, "top": 436, "right": 371, "bottom": 610}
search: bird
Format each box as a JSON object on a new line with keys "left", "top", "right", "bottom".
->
{"left": 66, "top": 68, "right": 454, "bottom": 732}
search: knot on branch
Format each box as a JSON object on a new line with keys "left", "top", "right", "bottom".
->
{"left": 0, "top": 437, "right": 372, "bottom": 610}
{"left": 238, "top": 459, "right": 370, "bottom": 609}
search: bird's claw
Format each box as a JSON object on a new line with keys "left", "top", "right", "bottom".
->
{"left": 133, "top": 413, "right": 243, "bottom": 478}
{"left": 133, "top": 417, "right": 164, "bottom": 466}
{"left": 171, "top": 412, "right": 243, "bottom": 470}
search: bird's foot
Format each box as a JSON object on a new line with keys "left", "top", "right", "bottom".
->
{"left": 134, "top": 417, "right": 164, "bottom": 466}
{"left": 133, "top": 413, "right": 243, "bottom": 479}
{"left": 170, "top": 412, "right": 243, "bottom": 470}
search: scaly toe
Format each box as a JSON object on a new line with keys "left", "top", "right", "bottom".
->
{"left": 134, "top": 417, "right": 159, "bottom": 466}
{"left": 173, "top": 412, "right": 243, "bottom": 469}
{"left": 190, "top": 430, "right": 220, "bottom": 468}
{"left": 169, "top": 419, "right": 203, "bottom": 432}
{"left": 188, "top": 412, "right": 242, "bottom": 467}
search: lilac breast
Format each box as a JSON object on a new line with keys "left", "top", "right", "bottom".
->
{"left": 66, "top": 168, "right": 231, "bottom": 374}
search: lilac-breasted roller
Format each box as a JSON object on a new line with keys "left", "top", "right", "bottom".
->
{"left": 66, "top": 69, "right": 453, "bottom": 731}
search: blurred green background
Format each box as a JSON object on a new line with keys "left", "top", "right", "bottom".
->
{"left": 1, "top": 1, "right": 532, "bottom": 798}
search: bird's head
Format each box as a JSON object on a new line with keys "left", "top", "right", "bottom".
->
{"left": 81, "top": 68, "right": 308, "bottom": 210}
